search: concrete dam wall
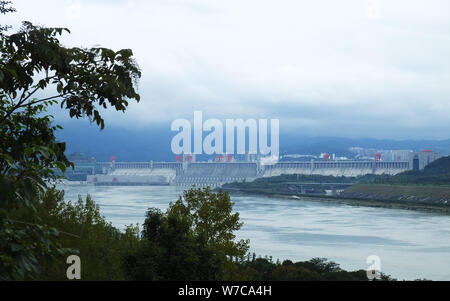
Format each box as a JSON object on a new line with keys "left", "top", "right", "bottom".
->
{"left": 174, "top": 163, "right": 259, "bottom": 187}
{"left": 85, "top": 160, "right": 411, "bottom": 186}
{"left": 263, "top": 161, "right": 410, "bottom": 178}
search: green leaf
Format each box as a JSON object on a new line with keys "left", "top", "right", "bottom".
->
{"left": 6, "top": 67, "right": 18, "bottom": 79}
{"left": 0, "top": 153, "right": 14, "bottom": 166}
{"left": 55, "top": 161, "right": 67, "bottom": 173}
{"left": 10, "top": 243, "right": 23, "bottom": 252}
{"left": 21, "top": 178, "right": 36, "bottom": 203}
{"left": 0, "top": 175, "right": 14, "bottom": 206}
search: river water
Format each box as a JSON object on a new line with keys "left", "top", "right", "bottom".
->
{"left": 58, "top": 183, "right": 450, "bottom": 281}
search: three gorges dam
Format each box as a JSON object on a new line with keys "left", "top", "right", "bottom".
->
{"left": 65, "top": 151, "right": 441, "bottom": 187}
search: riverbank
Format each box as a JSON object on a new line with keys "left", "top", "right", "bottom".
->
{"left": 58, "top": 184, "right": 450, "bottom": 280}
{"left": 220, "top": 187, "right": 450, "bottom": 215}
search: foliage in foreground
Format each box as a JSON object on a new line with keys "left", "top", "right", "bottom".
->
{"left": 0, "top": 2, "right": 141, "bottom": 279}
{"left": 3, "top": 187, "right": 139, "bottom": 280}
{"left": 232, "top": 256, "right": 395, "bottom": 281}
{"left": 37, "top": 188, "right": 139, "bottom": 280}
{"left": 124, "top": 187, "right": 249, "bottom": 281}
{"left": 4, "top": 186, "right": 389, "bottom": 281}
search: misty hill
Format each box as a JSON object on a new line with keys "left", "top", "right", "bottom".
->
{"left": 419, "top": 156, "right": 450, "bottom": 175}
{"left": 281, "top": 135, "right": 450, "bottom": 158}
{"left": 55, "top": 121, "right": 175, "bottom": 162}
{"left": 55, "top": 121, "right": 450, "bottom": 162}
{"left": 366, "top": 156, "right": 450, "bottom": 186}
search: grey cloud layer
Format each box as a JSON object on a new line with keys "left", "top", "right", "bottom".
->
{"left": 4, "top": 0, "right": 450, "bottom": 138}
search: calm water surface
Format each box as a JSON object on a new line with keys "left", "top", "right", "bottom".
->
{"left": 59, "top": 184, "right": 450, "bottom": 281}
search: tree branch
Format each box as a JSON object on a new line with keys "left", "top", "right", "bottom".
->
{"left": 25, "top": 93, "right": 71, "bottom": 107}
{"left": 0, "top": 75, "right": 59, "bottom": 124}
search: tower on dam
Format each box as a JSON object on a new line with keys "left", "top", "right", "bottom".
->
{"left": 409, "top": 150, "right": 441, "bottom": 171}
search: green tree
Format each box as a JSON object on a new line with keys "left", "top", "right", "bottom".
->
{"left": 234, "top": 257, "right": 376, "bottom": 281}
{"left": 169, "top": 187, "right": 250, "bottom": 259}
{"left": 125, "top": 187, "right": 249, "bottom": 281}
{"left": 125, "top": 208, "right": 222, "bottom": 281}
{"left": 34, "top": 188, "right": 140, "bottom": 280}
{"left": 6, "top": 186, "right": 141, "bottom": 280}
{"left": 0, "top": 5, "right": 141, "bottom": 280}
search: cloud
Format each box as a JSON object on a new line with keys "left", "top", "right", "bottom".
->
{"left": 3, "top": 0, "right": 450, "bottom": 139}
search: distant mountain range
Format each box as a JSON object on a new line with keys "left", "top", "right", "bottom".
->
{"left": 55, "top": 121, "right": 450, "bottom": 162}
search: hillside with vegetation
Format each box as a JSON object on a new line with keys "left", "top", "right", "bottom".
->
{"left": 340, "top": 157, "right": 450, "bottom": 211}
{"left": 222, "top": 174, "right": 356, "bottom": 195}
{"left": 364, "top": 156, "right": 450, "bottom": 186}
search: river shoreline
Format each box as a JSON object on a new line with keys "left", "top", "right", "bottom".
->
{"left": 220, "top": 188, "right": 450, "bottom": 215}
{"left": 58, "top": 184, "right": 450, "bottom": 280}
{"left": 61, "top": 181, "right": 450, "bottom": 215}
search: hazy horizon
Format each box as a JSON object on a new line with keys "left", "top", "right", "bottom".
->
{"left": 55, "top": 120, "right": 450, "bottom": 162}
{"left": 4, "top": 0, "right": 450, "bottom": 139}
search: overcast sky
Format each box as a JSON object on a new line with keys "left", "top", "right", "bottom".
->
{"left": 3, "top": 0, "right": 450, "bottom": 139}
